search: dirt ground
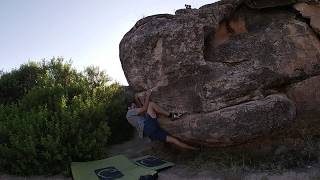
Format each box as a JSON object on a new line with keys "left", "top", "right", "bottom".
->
{"left": 1, "top": 134, "right": 320, "bottom": 180}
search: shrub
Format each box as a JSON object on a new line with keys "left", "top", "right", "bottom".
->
{"left": 0, "top": 58, "right": 133, "bottom": 175}
{"left": 0, "top": 62, "right": 44, "bottom": 104}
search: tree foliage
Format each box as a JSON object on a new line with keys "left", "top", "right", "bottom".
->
{"left": 0, "top": 58, "right": 133, "bottom": 175}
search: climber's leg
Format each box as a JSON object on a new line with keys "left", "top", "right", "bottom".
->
{"left": 147, "top": 101, "right": 170, "bottom": 118}
{"left": 147, "top": 101, "right": 182, "bottom": 120}
{"left": 166, "top": 136, "right": 197, "bottom": 150}
{"left": 144, "top": 113, "right": 196, "bottom": 150}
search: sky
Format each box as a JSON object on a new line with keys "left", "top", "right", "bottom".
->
{"left": 0, "top": 0, "right": 216, "bottom": 85}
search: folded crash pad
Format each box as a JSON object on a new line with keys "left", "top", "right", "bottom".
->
{"left": 71, "top": 155, "right": 157, "bottom": 180}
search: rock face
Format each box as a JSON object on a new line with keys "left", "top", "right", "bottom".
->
{"left": 294, "top": 2, "right": 320, "bottom": 34}
{"left": 119, "top": 0, "right": 320, "bottom": 147}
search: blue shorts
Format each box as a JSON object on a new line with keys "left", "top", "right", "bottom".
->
{"left": 143, "top": 114, "right": 168, "bottom": 142}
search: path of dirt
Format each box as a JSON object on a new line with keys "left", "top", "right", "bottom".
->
{"left": 1, "top": 134, "right": 320, "bottom": 180}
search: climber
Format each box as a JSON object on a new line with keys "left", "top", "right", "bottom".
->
{"left": 126, "top": 90, "right": 197, "bottom": 150}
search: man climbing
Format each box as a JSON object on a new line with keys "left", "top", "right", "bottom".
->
{"left": 126, "top": 90, "right": 196, "bottom": 150}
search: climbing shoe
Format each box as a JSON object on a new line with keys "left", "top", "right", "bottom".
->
{"left": 169, "top": 112, "right": 183, "bottom": 121}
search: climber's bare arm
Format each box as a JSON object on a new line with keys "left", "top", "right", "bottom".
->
{"left": 134, "top": 94, "right": 143, "bottom": 107}
{"left": 136, "top": 90, "right": 151, "bottom": 114}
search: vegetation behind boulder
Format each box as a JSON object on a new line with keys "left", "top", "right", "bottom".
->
{"left": 0, "top": 58, "right": 133, "bottom": 175}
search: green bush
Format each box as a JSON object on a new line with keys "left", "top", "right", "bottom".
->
{"left": 0, "top": 58, "right": 133, "bottom": 175}
{"left": 0, "top": 62, "right": 45, "bottom": 104}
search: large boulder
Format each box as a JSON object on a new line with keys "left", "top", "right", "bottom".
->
{"left": 119, "top": 0, "right": 320, "bottom": 147}
{"left": 294, "top": 2, "right": 320, "bottom": 34}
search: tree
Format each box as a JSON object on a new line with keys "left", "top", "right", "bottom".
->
{"left": 0, "top": 58, "right": 133, "bottom": 175}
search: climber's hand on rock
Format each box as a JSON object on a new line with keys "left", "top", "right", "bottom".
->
{"left": 145, "top": 89, "right": 152, "bottom": 97}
